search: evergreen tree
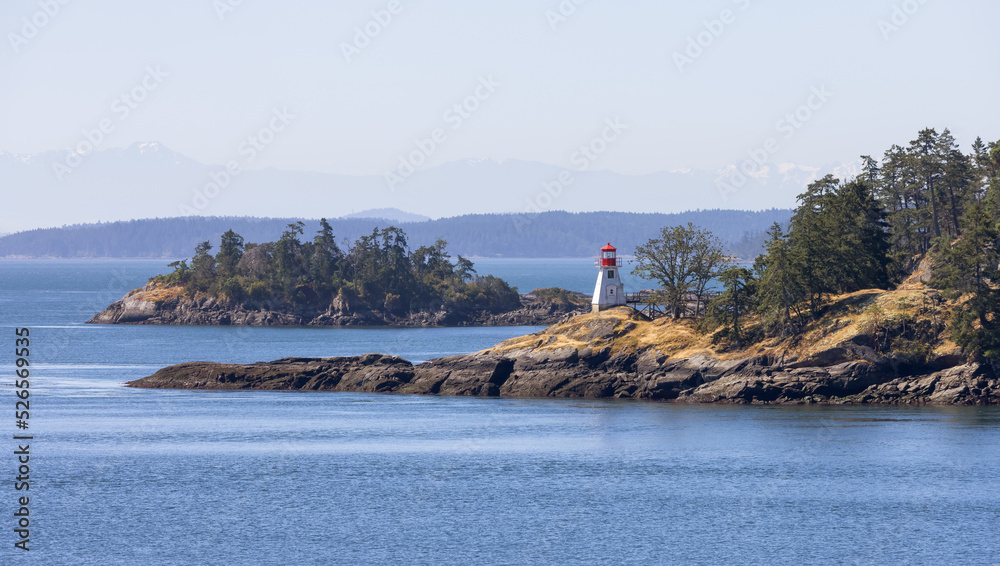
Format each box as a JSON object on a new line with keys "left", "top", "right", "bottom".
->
{"left": 832, "top": 178, "right": 892, "bottom": 290}
{"left": 908, "top": 128, "right": 947, "bottom": 239}
{"left": 310, "top": 218, "right": 342, "bottom": 283}
{"left": 787, "top": 175, "right": 839, "bottom": 312}
{"left": 878, "top": 143, "right": 926, "bottom": 256}
{"left": 705, "top": 266, "right": 757, "bottom": 348}
{"left": 216, "top": 229, "right": 244, "bottom": 276}
{"left": 190, "top": 241, "right": 215, "bottom": 287}
{"left": 785, "top": 176, "right": 891, "bottom": 314}
{"left": 379, "top": 226, "right": 414, "bottom": 304}
{"left": 754, "top": 222, "right": 805, "bottom": 332}
{"left": 932, "top": 200, "right": 998, "bottom": 296}
{"left": 984, "top": 140, "right": 1000, "bottom": 227}
{"left": 455, "top": 255, "right": 476, "bottom": 282}
{"left": 937, "top": 128, "right": 970, "bottom": 236}
{"left": 275, "top": 222, "right": 305, "bottom": 288}
{"left": 932, "top": 200, "right": 1000, "bottom": 366}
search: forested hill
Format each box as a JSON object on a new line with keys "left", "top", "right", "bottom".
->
{"left": 0, "top": 209, "right": 790, "bottom": 259}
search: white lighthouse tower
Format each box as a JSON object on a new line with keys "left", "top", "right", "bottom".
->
{"left": 592, "top": 242, "right": 626, "bottom": 313}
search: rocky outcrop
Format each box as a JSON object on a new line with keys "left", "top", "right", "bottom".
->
{"left": 88, "top": 284, "right": 590, "bottom": 327}
{"left": 133, "top": 354, "right": 417, "bottom": 392}
{"left": 127, "top": 283, "right": 1000, "bottom": 405}
{"left": 128, "top": 349, "right": 999, "bottom": 405}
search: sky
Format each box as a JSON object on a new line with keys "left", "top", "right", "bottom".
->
{"left": 1, "top": 0, "right": 999, "bottom": 209}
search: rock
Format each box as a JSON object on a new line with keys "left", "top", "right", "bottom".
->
{"left": 88, "top": 290, "right": 159, "bottom": 324}
{"left": 89, "top": 286, "right": 591, "bottom": 327}
{"left": 131, "top": 355, "right": 417, "bottom": 393}
{"left": 406, "top": 354, "right": 513, "bottom": 396}
{"left": 128, "top": 351, "right": 1000, "bottom": 405}
{"left": 842, "top": 363, "right": 1000, "bottom": 405}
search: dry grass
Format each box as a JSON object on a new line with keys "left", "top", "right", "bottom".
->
{"left": 749, "top": 285, "right": 953, "bottom": 360}
{"left": 484, "top": 307, "right": 715, "bottom": 359}
{"left": 483, "top": 279, "right": 960, "bottom": 362}
{"left": 132, "top": 284, "right": 187, "bottom": 305}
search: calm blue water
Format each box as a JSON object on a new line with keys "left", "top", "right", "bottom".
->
{"left": 2, "top": 260, "right": 1000, "bottom": 565}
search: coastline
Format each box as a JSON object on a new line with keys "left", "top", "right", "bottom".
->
{"left": 88, "top": 284, "right": 592, "bottom": 327}
{"left": 127, "top": 352, "right": 997, "bottom": 405}
{"left": 129, "top": 307, "right": 999, "bottom": 406}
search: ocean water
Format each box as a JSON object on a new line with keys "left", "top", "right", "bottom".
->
{"left": 2, "top": 259, "right": 1000, "bottom": 565}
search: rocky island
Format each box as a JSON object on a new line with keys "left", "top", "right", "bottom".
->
{"left": 88, "top": 223, "right": 590, "bottom": 326}
{"left": 129, "top": 271, "right": 999, "bottom": 405}
{"left": 88, "top": 283, "right": 590, "bottom": 327}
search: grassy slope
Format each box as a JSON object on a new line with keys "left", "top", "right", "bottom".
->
{"left": 483, "top": 266, "right": 960, "bottom": 364}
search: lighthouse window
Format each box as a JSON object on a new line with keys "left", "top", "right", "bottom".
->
{"left": 608, "top": 270, "right": 615, "bottom": 279}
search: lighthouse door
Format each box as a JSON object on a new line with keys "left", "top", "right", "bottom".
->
{"left": 606, "top": 286, "right": 616, "bottom": 297}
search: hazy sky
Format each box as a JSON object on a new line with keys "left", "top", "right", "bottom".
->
{"left": 2, "top": 0, "right": 998, "bottom": 177}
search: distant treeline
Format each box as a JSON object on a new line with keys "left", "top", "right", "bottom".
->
{"left": 0, "top": 210, "right": 791, "bottom": 259}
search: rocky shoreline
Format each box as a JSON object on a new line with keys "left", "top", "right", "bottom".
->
{"left": 129, "top": 307, "right": 1000, "bottom": 405}
{"left": 127, "top": 351, "right": 998, "bottom": 405}
{"left": 88, "top": 284, "right": 591, "bottom": 327}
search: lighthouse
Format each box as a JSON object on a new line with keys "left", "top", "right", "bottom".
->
{"left": 592, "top": 242, "right": 626, "bottom": 313}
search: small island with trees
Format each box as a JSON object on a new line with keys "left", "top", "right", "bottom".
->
{"left": 88, "top": 221, "right": 590, "bottom": 327}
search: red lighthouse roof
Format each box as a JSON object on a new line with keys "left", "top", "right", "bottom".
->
{"left": 598, "top": 243, "right": 620, "bottom": 267}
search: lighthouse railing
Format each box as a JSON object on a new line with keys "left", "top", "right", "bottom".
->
{"left": 626, "top": 289, "right": 722, "bottom": 320}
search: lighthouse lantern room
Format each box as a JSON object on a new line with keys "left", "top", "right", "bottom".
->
{"left": 592, "top": 243, "right": 626, "bottom": 313}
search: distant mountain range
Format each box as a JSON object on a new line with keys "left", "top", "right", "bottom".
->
{"left": 341, "top": 208, "right": 431, "bottom": 223}
{"left": 1, "top": 141, "right": 859, "bottom": 233}
{"left": 0, "top": 210, "right": 791, "bottom": 259}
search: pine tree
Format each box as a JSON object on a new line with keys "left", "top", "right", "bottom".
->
{"left": 275, "top": 222, "right": 305, "bottom": 296}
{"left": 932, "top": 200, "right": 1000, "bottom": 365}
{"left": 190, "top": 241, "right": 215, "bottom": 286}
{"left": 755, "top": 222, "right": 805, "bottom": 332}
{"left": 216, "top": 229, "right": 244, "bottom": 276}
{"left": 832, "top": 179, "right": 892, "bottom": 290}
{"left": 909, "top": 128, "right": 947, "bottom": 239}
{"left": 705, "top": 266, "right": 757, "bottom": 348}
{"left": 877, "top": 144, "right": 926, "bottom": 255}
{"left": 937, "top": 128, "right": 971, "bottom": 236}
{"left": 310, "top": 218, "right": 342, "bottom": 283}
{"left": 787, "top": 175, "right": 839, "bottom": 312}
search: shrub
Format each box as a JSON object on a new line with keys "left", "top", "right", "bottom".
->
{"left": 247, "top": 281, "right": 271, "bottom": 303}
